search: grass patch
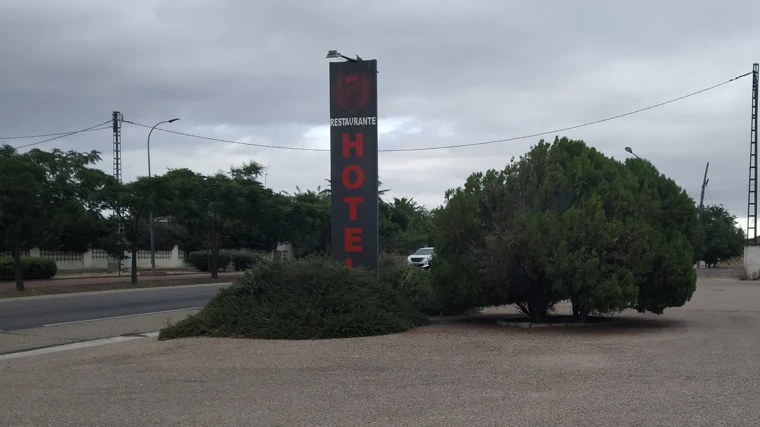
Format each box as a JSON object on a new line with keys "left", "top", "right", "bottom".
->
{"left": 159, "top": 255, "right": 430, "bottom": 341}
{"left": 0, "top": 276, "right": 237, "bottom": 299}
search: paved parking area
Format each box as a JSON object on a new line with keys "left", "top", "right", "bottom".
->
{"left": 0, "top": 277, "right": 758, "bottom": 426}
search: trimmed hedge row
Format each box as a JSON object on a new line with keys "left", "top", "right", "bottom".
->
{"left": 0, "top": 257, "right": 58, "bottom": 280}
{"left": 186, "top": 250, "right": 265, "bottom": 272}
{"left": 159, "top": 255, "right": 431, "bottom": 341}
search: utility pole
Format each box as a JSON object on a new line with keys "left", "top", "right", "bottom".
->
{"left": 112, "top": 111, "right": 123, "bottom": 234}
{"left": 747, "top": 63, "right": 759, "bottom": 244}
{"left": 112, "top": 111, "right": 124, "bottom": 275}
{"left": 698, "top": 162, "right": 710, "bottom": 225}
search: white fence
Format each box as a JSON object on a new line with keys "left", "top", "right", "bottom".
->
{"left": 3, "top": 243, "right": 294, "bottom": 272}
{"left": 1, "top": 246, "right": 188, "bottom": 271}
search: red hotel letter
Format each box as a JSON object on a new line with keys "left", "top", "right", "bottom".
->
{"left": 345, "top": 258, "right": 353, "bottom": 267}
{"left": 342, "top": 133, "right": 364, "bottom": 158}
{"left": 344, "top": 228, "right": 363, "bottom": 252}
{"left": 343, "top": 196, "right": 364, "bottom": 220}
{"left": 342, "top": 165, "right": 364, "bottom": 190}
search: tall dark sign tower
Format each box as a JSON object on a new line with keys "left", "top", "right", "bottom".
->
{"left": 329, "top": 58, "right": 379, "bottom": 272}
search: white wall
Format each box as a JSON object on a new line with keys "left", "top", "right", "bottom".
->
{"left": 744, "top": 246, "right": 760, "bottom": 278}
{"left": 22, "top": 246, "right": 190, "bottom": 271}
{"left": 7, "top": 243, "right": 294, "bottom": 271}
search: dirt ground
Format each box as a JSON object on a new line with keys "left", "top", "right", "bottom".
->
{"left": 1, "top": 277, "right": 758, "bottom": 426}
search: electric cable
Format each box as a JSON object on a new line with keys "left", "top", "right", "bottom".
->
{"left": 1, "top": 122, "right": 111, "bottom": 141}
{"left": 8, "top": 121, "right": 112, "bottom": 149}
{"left": 123, "top": 71, "right": 752, "bottom": 153}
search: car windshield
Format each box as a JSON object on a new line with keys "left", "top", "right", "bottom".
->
{"left": 414, "top": 248, "right": 433, "bottom": 256}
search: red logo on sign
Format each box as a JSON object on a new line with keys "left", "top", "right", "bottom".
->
{"left": 335, "top": 73, "right": 371, "bottom": 114}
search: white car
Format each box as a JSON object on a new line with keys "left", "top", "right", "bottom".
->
{"left": 407, "top": 247, "right": 434, "bottom": 269}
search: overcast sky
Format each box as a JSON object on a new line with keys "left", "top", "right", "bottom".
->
{"left": 1, "top": 0, "right": 759, "bottom": 227}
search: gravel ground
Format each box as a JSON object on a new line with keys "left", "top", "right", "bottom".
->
{"left": 0, "top": 277, "right": 758, "bottom": 426}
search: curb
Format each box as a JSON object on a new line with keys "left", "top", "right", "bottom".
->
{"left": 496, "top": 320, "right": 620, "bottom": 328}
{"left": 0, "top": 331, "right": 159, "bottom": 361}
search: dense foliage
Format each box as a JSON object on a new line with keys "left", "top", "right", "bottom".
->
{"left": 186, "top": 250, "right": 264, "bottom": 272}
{"left": 159, "top": 255, "right": 430, "bottom": 340}
{"left": 0, "top": 257, "right": 57, "bottom": 280}
{"left": 700, "top": 205, "right": 745, "bottom": 267}
{"left": 431, "top": 137, "right": 703, "bottom": 322}
{"left": 1, "top": 144, "right": 432, "bottom": 290}
{"left": 3, "top": 135, "right": 734, "bottom": 329}
{"left": 378, "top": 252, "right": 443, "bottom": 316}
{"left": 0, "top": 145, "right": 113, "bottom": 290}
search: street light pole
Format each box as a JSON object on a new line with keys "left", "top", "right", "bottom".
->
{"left": 326, "top": 50, "right": 379, "bottom": 73}
{"left": 624, "top": 146, "right": 640, "bottom": 159}
{"left": 326, "top": 50, "right": 358, "bottom": 62}
{"left": 147, "top": 118, "right": 180, "bottom": 271}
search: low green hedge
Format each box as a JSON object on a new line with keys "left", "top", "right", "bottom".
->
{"left": 229, "top": 252, "right": 265, "bottom": 271}
{"left": 159, "top": 255, "right": 428, "bottom": 341}
{"left": 380, "top": 263, "right": 443, "bottom": 316}
{"left": 0, "top": 257, "right": 58, "bottom": 280}
{"left": 186, "top": 250, "right": 267, "bottom": 272}
{"left": 186, "top": 251, "right": 232, "bottom": 272}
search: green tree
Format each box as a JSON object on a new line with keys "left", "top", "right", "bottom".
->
{"left": 0, "top": 145, "right": 111, "bottom": 291}
{"left": 380, "top": 197, "right": 434, "bottom": 254}
{"left": 101, "top": 176, "right": 172, "bottom": 284}
{"left": 131, "top": 222, "right": 190, "bottom": 252}
{"left": 280, "top": 186, "right": 331, "bottom": 257}
{"left": 163, "top": 162, "right": 267, "bottom": 278}
{"left": 624, "top": 157, "right": 703, "bottom": 314}
{"left": 700, "top": 204, "right": 744, "bottom": 267}
{"left": 431, "top": 137, "right": 700, "bottom": 322}
{"left": 224, "top": 163, "right": 284, "bottom": 253}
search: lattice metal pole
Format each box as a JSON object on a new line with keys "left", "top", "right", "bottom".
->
{"left": 112, "top": 111, "right": 123, "bottom": 184}
{"left": 748, "top": 64, "right": 759, "bottom": 244}
{"left": 112, "top": 111, "right": 124, "bottom": 274}
{"left": 112, "top": 111, "right": 124, "bottom": 234}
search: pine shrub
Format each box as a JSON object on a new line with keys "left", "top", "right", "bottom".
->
{"left": 159, "top": 255, "right": 428, "bottom": 340}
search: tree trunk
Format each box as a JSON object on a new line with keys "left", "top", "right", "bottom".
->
{"left": 13, "top": 220, "right": 24, "bottom": 291}
{"left": 572, "top": 300, "right": 590, "bottom": 323}
{"left": 211, "top": 247, "right": 219, "bottom": 279}
{"left": 130, "top": 245, "right": 138, "bottom": 285}
{"left": 528, "top": 301, "right": 548, "bottom": 323}
{"left": 210, "top": 221, "right": 218, "bottom": 279}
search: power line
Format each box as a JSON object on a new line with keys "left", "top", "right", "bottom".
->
{"left": 0, "top": 125, "right": 110, "bottom": 141}
{"left": 386, "top": 71, "right": 752, "bottom": 152}
{"left": 9, "top": 122, "right": 112, "bottom": 150}
{"left": 123, "top": 120, "right": 329, "bottom": 152}
{"left": 127, "top": 70, "right": 749, "bottom": 153}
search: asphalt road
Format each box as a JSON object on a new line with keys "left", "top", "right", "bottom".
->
{"left": 0, "top": 283, "right": 229, "bottom": 331}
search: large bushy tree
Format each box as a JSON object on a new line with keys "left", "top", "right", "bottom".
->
{"left": 0, "top": 145, "right": 112, "bottom": 290}
{"left": 101, "top": 175, "right": 173, "bottom": 284}
{"left": 380, "top": 197, "right": 434, "bottom": 254}
{"left": 280, "top": 186, "right": 331, "bottom": 257}
{"left": 700, "top": 204, "right": 744, "bottom": 267}
{"left": 431, "top": 137, "right": 701, "bottom": 322}
{"left": 163, "top": 162, "right": 271, "bottom": 278}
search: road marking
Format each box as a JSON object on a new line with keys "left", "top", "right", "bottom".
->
{"left": 42, "top": 307, "right": 203, "bottom": 327}
{"left": 0, "top": 332, "right": 160, "bottom": 361}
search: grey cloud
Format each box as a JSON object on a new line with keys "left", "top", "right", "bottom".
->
{"left": 1, "top": 0, "right": 759, "bottom": 217}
